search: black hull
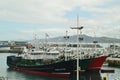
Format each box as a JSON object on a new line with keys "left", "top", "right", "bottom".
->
{"left": 7, "top": 56, "right": 77, "bottom": 73}
{"left": 7, "top": 55, "right": 107, "bottom": 73}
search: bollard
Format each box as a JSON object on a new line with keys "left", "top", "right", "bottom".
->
{"left": 103, "top": 74, "right": 107, "bottom": 80}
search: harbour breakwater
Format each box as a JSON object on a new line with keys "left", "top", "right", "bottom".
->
{"left": 107, "top": 57, "right": 120, "bottom": 67}
{"left": 0, "top": 50, "right": 22, "bottom": 53}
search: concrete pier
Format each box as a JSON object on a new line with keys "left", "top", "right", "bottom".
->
{"left": 107, "top": 57, "right": 120, "bottom": 67}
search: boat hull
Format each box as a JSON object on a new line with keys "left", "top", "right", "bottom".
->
{"left": 7, "top": 55, "right": 107, "bottom": 78}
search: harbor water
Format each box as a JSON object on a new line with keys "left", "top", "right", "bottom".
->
{"left": 0, "top": 53, "right": 120, "bottom": 80}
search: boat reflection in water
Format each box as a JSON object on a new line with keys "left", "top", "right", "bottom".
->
{"left": 70, "top": 70, "right": 102, "bottom": 80}
{"left": 70, "top": 69, "right": 114, "bottom": 80}
{"left": 7, "top": 67, "right": 113, "bottom": 80}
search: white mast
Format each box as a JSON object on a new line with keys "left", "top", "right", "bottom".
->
{"left": 34, "top": 33, "right": 39, "bottom": 50}
{"left": 64, "top": 30, "right": 69, "bottom": 61}
{"left": 42, "top": 33, "right": 49, "bottom": 59}
{"left": 93, "top": 32, "right": 97, "bottom": 54}
{"left": 71, "top": 15, "right": 83, "bottom": 80}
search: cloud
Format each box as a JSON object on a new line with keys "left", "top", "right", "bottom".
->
{"left": 0, "top": 0, "right": 120, "bottom": 40}
{"left": 0, "top": 0, "right": 113, "bottom": 24}
{"left": 21, "top": 28, "right": 67, "bottom": 38}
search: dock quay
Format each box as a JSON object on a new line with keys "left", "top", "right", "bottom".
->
{"left": 0, "top": 41, "right": 27, "bottom": 53}
{"left": 107, "top": 57, "right": 120, "bottom": 67}
{"left": 0, "top": 50, "right": 23, "bottom": 53}
{"left": 0, "top": 46, "right": 25, "bottom": 53}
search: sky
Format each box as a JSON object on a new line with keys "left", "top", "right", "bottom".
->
{"left": 0, "top": 0, "right": 120, "bottom": 41}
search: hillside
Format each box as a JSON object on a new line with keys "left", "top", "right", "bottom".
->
{"left": 41, "top": 34, "right": 120, "bottom": 43}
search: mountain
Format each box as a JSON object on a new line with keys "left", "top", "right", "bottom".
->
{"left": 41, "top": 34, "right": 120, "bottom": 43}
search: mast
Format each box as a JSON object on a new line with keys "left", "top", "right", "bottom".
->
{"left": 93, "top": 32, "right": 98, "bottom": 54}
{"left": 71, "top": 15, "right": 83, "bottom": 80}
{"left": 43, "top": 33, "right": 49, "bottom": 59}
{"left": 34, "top": 33, "right": 39, "bottom": 50}
{"left": 64, "top": 30, "right": 69, "bottom": 61}
{"left": 113, "top": 41, "right": 115, "bottom": 54}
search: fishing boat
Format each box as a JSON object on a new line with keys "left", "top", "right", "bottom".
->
{"left": 7, "top": 47, "right": 107, "bottom": 78}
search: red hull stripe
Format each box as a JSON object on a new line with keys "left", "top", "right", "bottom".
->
{"left": 101, "top": 69, "right": 114, "bottom": 73}
{"left": 13, "top": 68, "right": 70, "bottom": 78}
{"left": 87, "top": 56, "right": 107, "bottom": 70}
